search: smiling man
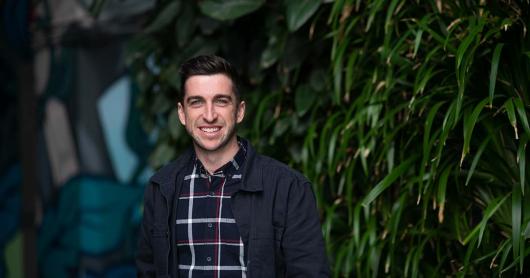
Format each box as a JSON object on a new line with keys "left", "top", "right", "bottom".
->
{"left": 136, "top": 55, "right": 329, "bottom": 277}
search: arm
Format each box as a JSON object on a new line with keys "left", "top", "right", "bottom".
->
{"left": 136, "top": 184, "right": 156, "bottom": 277}
{"left": 282, "top": 180, "right": 330, "bottom": 277}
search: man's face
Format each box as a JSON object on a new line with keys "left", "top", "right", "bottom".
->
{"left": 177, "top": 73, "right": 245, "bottom": 154}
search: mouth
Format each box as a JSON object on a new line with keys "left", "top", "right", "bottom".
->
{"left": 199, "top": 126, "right": 222, "bottom": 134}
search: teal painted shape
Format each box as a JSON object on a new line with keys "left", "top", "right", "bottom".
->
{"left": 97, "top": 76, "right": 139, "bottom": 184}
{"left": 78, "top": 177, "right": 142, "bottom": 254}
{"left": 38, "top": 176, "right": 143, "bottom": 277}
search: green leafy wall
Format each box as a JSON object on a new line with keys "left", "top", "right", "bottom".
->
{"left": 127, "top": 0, "right": 530, "bottom": 276}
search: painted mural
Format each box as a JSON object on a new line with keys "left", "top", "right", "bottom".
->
{"left": 1, "top": 0, "right": 156, "bottom": 277}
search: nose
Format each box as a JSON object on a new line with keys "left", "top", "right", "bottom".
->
{"left": 203, "top": 102, "right": 217, "bottom": 123}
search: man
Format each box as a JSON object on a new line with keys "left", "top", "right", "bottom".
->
{"left": 136, "top": 55, "right": 329, "bottom": 277}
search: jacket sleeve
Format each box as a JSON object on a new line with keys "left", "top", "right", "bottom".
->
{"left": 282, "top": 180, "right": 330, "bottom": 277}
{"left": 136, "top": 184, "right": 156, "bottom": 277}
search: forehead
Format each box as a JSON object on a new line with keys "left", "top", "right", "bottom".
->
{"left": 183, "top": 74, "right": 235, "bottom": 99}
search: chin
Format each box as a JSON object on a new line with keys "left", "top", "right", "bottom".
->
{"left": 194, "top": 138, "right": 226, "bottom": 153}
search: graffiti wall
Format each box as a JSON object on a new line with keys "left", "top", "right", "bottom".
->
{"left": 0, "top": 0, "right": 155, "bottom": 277}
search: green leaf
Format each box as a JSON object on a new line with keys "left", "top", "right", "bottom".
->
{"left": 412, "top": 29, "right": 423, "bottom": 58}
{"left": 160, "top": 64, "right": 180, "bottom": 91}
{"left": 463, "top": 194, "right": 509, "bottom": 246}
{"left": 282, "top": 35, "right": 309, "bottom": 70}
{"left": 295, "top": 85, "right": 318, "bottom": 116}
{"left": 512, "top": 183, "right": 522, "bottom": 272}
{"left": 271, "top": 117, "right": 290, "bottom": 142}
{"left": 465, "top": 137, "right": 490, "bottom": 186}
{"left": 285, "top": 0, "right": 321, "bottom": 32}
{"left": 144, "top": 1, "right": 181, "bottom": 33}
{"left": 422, "top": 101, "right": 444, "bottom": 168}
{"left": 361, "top": 156, "right": 416, "bottom": 207}
{"left": 437, "top": 166, "right": 451, "bottom": 223}
{"left": 199, "top": 0, "right": 265, "bottom": 21}
{"left": 499, "top": 240, "right": 513, "bottom": 274}
{"left": 252, "top": 92, "right": 278, "bottom": 138}
{"left": 489, "top": 43, "right": 503, "bottom": 106}
{"left": 461, "top": 98, "right": 489, "bottom": 165}
{"left": 384, "top": 0, "right": 400, "bottom": 34}
{"left": 505, "top": 98, "right": 518, "bottom": 139}
{"left": 461, "top": 236, "right": 477, "bottom": 277}
{"left": 517, "top": 137, "right": 527, "bottom": 195}
{"left": 175, "top": 2, "right": 196, "bottom": 48}
{"left": 260, "top": 29, "right": 286, "bottom": 69}
{"left": 456, "top": 21, "right": 482, "bottom": 69}
{"left": 125, "top": 36, "right": 158, "bottom": 66}
{"left": 332, "top": 35, "right": 349, "bottom": 105}
{"left": 327, "top": 125, "right": 341, "bottom": 177}
{"left": 514, "top": 98, "right": 530, "bottom": 136}
{"left": 179, "top": 36, "right": 219, "bottom": 60}
{"left": 309, "top": 68, "right": 327, "bottom": 92}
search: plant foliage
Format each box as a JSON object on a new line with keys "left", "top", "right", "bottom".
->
{"left": 127, "top": 0, "right": 530, "bottom": 276}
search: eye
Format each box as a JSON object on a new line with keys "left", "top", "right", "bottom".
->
{"left": 189, "top": 99, "right": 203, "bottom": 107}
{"left": 215, "top": 97, "right": 230, "bottom": 106}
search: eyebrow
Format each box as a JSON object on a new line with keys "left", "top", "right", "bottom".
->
{"left": 185, "top": 96, "right": 204, "bottom": 104}
{"left": 214, "top": 94, "right": 233, "bottom": 101}
{"left": 184, "top": 94, "right": 233, "bottom": 103}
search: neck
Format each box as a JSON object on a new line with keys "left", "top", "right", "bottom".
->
{"left": 194, "top": 137, "right": 239, "bottom": 174}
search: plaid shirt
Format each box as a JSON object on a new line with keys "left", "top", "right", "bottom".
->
{"left": 176, "top": 141, "right": 247, "bottom": 278}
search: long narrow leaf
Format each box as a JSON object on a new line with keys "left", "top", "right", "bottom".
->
{"left": 514, "top": 98, "right": 530, "bottom": 136}
{"left": 505, "top": 98, "right": 519, "bottom": 139}
{"left": 437, "top": 166, "right": 451, "bottom": 223}
{"left": 461, "top": 98, "right": 489, "bottom": 165}
{"left": 462, "top": 194, "right": 509, "bottom": 246}
{"left": 144, "top": 1, "right": 181, "bottom": 33}
{"left": 489, "top": 43, "right": 504, "bottom": 106}
{"left": 512, "top": 182, "right": 522, "bottom": 273}
{"left": 465, "top": 136, "right": 491, "bottom": 186}
{"left": 361, "top": 156, "right": 416, "bottom": 207}
{"left": 518, "top": 136, "right": 527, "bottom": 195}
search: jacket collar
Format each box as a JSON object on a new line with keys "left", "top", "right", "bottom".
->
{"left": 149, "top": 147, "right": 193, "bottom": 198}
{"left": 239, "top": 138, "right": 263, "bottom": 192}
{"left": 149, "top": 137, "right": 263, "bottom": 197}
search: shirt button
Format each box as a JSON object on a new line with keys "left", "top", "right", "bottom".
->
{"left": 208, "top": 191, "right": 214, "bottom": 196}
{"left": 206, "top": 256, "right": 212, "bottom": 262}
{"left": 208, "top": 223, "right": 213, "bottom": 228}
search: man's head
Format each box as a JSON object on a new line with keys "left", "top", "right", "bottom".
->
{"left": 178, "top": 55, "right": 241, "bottom": 103}
{"left": 177, "top": 55, "right": 245, "bottom": 154}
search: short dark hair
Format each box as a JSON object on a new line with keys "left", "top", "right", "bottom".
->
{"left": 178, "top": 55, "right": 240, "bottom": 103}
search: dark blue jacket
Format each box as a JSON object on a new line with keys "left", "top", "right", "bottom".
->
{"left": 136, "top": 140, "right": 330, "bottom": 277}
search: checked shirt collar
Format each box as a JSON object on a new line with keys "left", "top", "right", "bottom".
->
{"left": 176, "top": 138, "right": 248, "bottom": 278}
{"left": 193, "top": 139, "right": 247, "bottom": 183}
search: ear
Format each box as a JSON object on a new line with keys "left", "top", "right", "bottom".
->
{"left": 236, "top": 100, "right": 246, "bottom": 123}
{"left": 177, "top": 102, "right": 186, "bottom": 126}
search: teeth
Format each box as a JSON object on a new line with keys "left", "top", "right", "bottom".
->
{"left": 201, "top": 127, "right": 220, "bottom": 133}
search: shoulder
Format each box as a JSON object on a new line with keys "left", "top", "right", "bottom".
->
{"left": 252, "top": 153, "right": 310, "bottom": 185}
{"left": 149, "top": 148, "right": 193, "bottom": 185}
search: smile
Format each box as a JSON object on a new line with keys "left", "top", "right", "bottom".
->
{"left": 199, "top": 127, "right": 221, "bottom": 133}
